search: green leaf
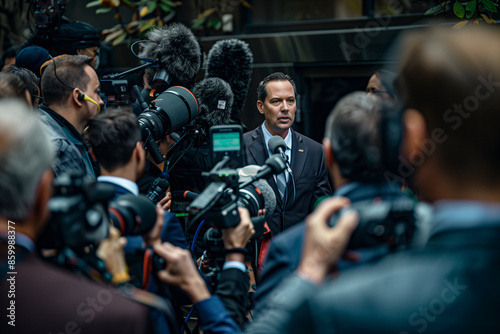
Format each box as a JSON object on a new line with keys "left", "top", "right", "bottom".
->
{"left": 454, "top": 1, "right": 466, "bottom": 18}
{"left": 466, "top": 0, "right": 477, "bottom": 18}
{"left": 147, "top": 1, "right": 158, "bottom": 14}
{"left": 192, "top": 17, "right": 207, "bottom": 29}
{"left": 86, "top": 0, "right": 102, "bottom": 8}
{"left": 96, "top": 7, "right": 113, "bottom": 14}
{"left": 159, "top": 3, "right": 173, "bottom": 12}
{"left": 482, "top": 0, "right": 499, "bottom": 12}
{"left": 424, "top": 1, "right": 450, "bottom": 15}
{"left": 112, "top": 32, "right": 128, "bottom": 46}
{"left": 161, "top": 0, "right": 177, "bottom": 6}
{"left": 207, "top": 17, "right": 221, "bottom": 28}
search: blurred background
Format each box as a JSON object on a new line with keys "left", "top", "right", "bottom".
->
{"left": 2, "top": 0, "right": 497, "bottom": 142}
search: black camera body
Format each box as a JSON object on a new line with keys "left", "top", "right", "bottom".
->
{"left": 28, "top": 0, "right": 68, "bottom": 32}
{"left": 37, "top": 173, "right": 115, "bottom": 250}
{"left": 328, "top": 198, "right": 417, "bottom": 250}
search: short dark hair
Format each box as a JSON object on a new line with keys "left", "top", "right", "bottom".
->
{"left": 0, "top": 72, "right": 28, "bottom": 103}
{"left": 41, "top": 55, "right": 93, "bottom": 105}
{"left": 325, "top": 91, "right": 386, "bottom": 182}
{"left": 87, "top": 108, "right": 142, "bottom": 172}
{"left": 257, "top": 72, "right": 297, "bottom": 102}
{"left": 3, "top": 65, "right": 39, "bottom": 103}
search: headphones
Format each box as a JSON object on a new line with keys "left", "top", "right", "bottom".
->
{"left": 50, "top": 55, "right": 101, "bottom": 113}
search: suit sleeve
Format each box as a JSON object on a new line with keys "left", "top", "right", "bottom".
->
{"left": 196, "top": 296, "right": 241, "bottom": 334}
{"left": 312, "top": 147, "right": 333, "bottom": 210}
{"left": 215, "top": 268, "right": 251, "bottom": 326}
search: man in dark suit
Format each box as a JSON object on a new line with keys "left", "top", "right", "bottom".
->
{"left": 0, "top": 100, "right": 153, "bottom": 334}
{"left": 244, "top": 72, "right": 332, "bottom": 235}
{"left": 245, "top": 25, "right": 500, "bottom": 334}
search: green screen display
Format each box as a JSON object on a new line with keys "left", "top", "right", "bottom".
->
{"left": 213, "top": 132, "right": 240, "bottom": 152}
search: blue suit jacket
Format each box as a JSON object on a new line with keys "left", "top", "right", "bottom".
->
{"left": 100, "top": 181, "right": 189, "bottom": 250}
{"left": 253, "top": 182, "right": 408, "bottom": 311}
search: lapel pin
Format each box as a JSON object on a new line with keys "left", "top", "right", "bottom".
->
{"left": 299, "top": 149, "right": 304, "bottom": 152}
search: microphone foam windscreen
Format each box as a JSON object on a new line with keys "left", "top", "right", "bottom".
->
{"left": 253, "top": 179, "right": 277, "bottom": 216}
{"left": 205, "top": 39, "right": 253, "bottom": 119}
{"left": 238, "top": 165, "right": 277, "bottom": 215}
{"left": 139, "top": 23, "right": 201, "bottom": 87}
{"left": 268, "top": 135, "right": 287, "bottom": 154}
{"left": 192, "top": 77, "right": 233, "bottom": 129}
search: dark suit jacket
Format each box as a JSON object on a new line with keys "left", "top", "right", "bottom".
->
{"left": 244, "top": 126, "right": 332, "bottom": 235}
{"left": 246, "top": 221, "right": 500, "bottom": 334}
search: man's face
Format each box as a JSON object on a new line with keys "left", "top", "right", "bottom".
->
{"left": 82, "top": 65, "right": 103, "bottom": 121}
{"left": 366, "top": 74, "right": 392, "bottom": 101}
{"left": 258, "top": 80, "right": 296, "bottom": 137}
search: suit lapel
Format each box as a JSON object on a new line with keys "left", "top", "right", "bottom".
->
{"left": 247, "top": 127, "right": 285, "bottom": 207}
{"left": 290, "top": 130, "right": 307, "bottom": 182}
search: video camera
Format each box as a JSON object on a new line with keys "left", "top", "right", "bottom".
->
{"left": 26, "top": 0, "right": 68, "bottom": 34}
{"left": 328, "top": 198, "right": 417, "bottom": 250}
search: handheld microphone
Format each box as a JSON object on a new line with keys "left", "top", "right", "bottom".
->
{"left": 139, "top": 23, "right": 202, "bottom": 90}
{"left": 252, "top": 154, "right": 287, "bottom": 181}
{"left": 205, "top": 39, "right": 253, "bottom": 122}
{"left": 268, "top": 135, "right": 292, "bottom": 173}
{"left": 146, "top": 172, "right": 170, "bottom": 204}
{"left": 192, "top": 77, "right": 233, "bottom": 133}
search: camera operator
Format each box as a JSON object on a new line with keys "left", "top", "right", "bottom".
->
{"left": 24, "top": 20, "right": 101, "bottom": 69}
{"left": 252, "top": 92, "right": 419, "bottom": 307}
{"left": 39, "top": 55, "right": 103, "bottom": 179}
{"left": 88, "top": 108, "right": 256, "bottom": 326}
{"left": 152, "top": 206, "right": 255, "bottom": 331}
{"left": 246, "top": 25, "right": 500, "bottom": 334}
{"left": 0, "top": 100, "right": 153, "bottom": 334}
{"left": 87, "top": 108, "right": 188, "bottom": 251}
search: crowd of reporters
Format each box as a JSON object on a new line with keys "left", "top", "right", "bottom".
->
{"left": 1, "top": 15, "right": 500, "bottom": 334}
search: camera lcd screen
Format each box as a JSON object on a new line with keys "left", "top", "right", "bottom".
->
{"left": 213, "top": 132, "right": 241, "bottom": 152}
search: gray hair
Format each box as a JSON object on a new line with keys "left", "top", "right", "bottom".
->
{"left": 0, "top": 99, "right": 54, "bottom": 220}
{"left": 325, "top": 91, "right": 386, "bottom": 182}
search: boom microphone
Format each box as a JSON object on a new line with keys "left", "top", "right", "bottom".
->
{"left": 192, "top": 77, "right": 233, "bottom": 134}
{"left": 139, "top": 23, "right": 202, "bottom": 91}
{"left": 205, "top": 39, "right": 253, "bottom": 123}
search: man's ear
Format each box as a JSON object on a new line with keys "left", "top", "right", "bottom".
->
{"left": 322, "top": 138, "right": 335, "bottom": 168}
{"left": 135, "top": 142, "right": 146, "bottom": 163}
{"left": 402, "top": 108, "right": 427, "bottom": 162}
{"left": 73, "top": 88, "right": 84, "bottom": 108}
{"left": 257, "top": 100, "right": 264, "bottom": 115}
{"left": 32, "top": 169, "right": 54, "bottom": 234}
{"left": 89, "top": 147, "right": 97, "bottom": 161}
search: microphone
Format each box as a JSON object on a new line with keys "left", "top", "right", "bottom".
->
{"left": 238, "top": 166, "right": 277, "bottom": 215}
{"left": 254, "top": 154, "right": 287, "bottom": 181}
{"left": 205, "top": 39, "right": 253, "bottom": 123}
{"left": 192, "top": 77, "right": 233, "bottom": 132}
{"left": 146, "top": 172, "right": 170, "bottom": 204}
{"left": 268, "top": 135, "right": 292, "bottom": 173}
{"left": 138, "top": 23, "right": 202, "bottom": 90}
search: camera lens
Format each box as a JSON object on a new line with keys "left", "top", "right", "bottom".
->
{"left": 237, "top": 185, "right": 264, "bottom": 217}
{"left": 109, "top": 194, "right": 157, "bottom": 235}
